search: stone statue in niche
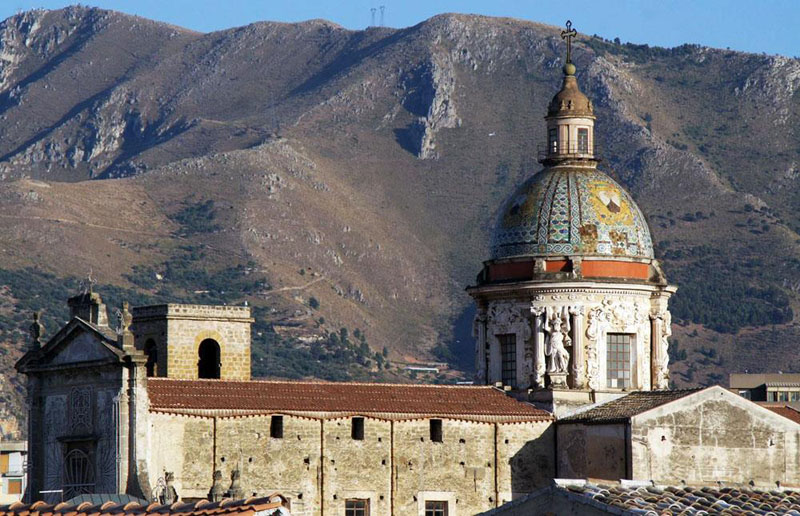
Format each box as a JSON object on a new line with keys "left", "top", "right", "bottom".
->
{"left": 544, "top": 307, "right": 570, "bottom": 374}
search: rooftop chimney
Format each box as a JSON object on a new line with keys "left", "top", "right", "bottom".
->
{"left": 67, "top": 292, "right": 109, "bottom": 327}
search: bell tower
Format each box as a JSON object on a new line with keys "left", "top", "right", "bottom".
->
{"left": 543, "top": 21, "right": 596, "bottom": 164}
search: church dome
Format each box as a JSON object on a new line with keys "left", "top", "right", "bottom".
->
{"left": 491, "top": 166, "right": 654, "bottom": 260}
{"left": 547, "top": 74, "right": 594, "bottom": 119}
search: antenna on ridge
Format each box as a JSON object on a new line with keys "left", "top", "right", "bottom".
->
{"left": 370, "top": 7, "right": 376, "bottom": 27}
{"left": 379, "top": 5, "right": 385, "bottom": 27}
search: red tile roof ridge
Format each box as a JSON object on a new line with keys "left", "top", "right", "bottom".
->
{"left": 148, "top": 407, "right": 553, "bottom": 422}
{"left": 146, "top": 378, "right": 553, "bottom": 420}
{"left": 146, "top": 377, "right": 502, "bottom": 389}
{"left": 760, "top": 403, "right": 800, "bottom": 424}
{"left": 0, "top": 497, "right": 285, "bottom": 516}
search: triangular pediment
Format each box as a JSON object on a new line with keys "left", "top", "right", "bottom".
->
{"left": 17, "top": 318, "right": 124, "bottom": 371}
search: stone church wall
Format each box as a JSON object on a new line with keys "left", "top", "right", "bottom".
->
{"left": 321, "top": 416, "right": 392, "bottom": 515}
{"left": 496, "top": 421, "right": 555, "bottom": 502}
{"left": 392, "top": 418, "right": 497, "bottom": 515}
{"left": 144, "top": 412, "right": 553, "bottom": 515}
{"left": 147, "top": 413, "right": 214, "bottom": 499}
{"left": 216, "top": 415, "right": 322, "bottom": 515}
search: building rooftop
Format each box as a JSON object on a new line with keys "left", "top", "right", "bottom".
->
{"left": 556, "top": 482, "right": 800, "bottom": 515}
{"left": 760, "top": 403, "right": 800, "bottom": 424}
{"left": 558, "top": 389, "right": 703, "bottom": 424}
{"left": 147, "top": 378, "right": 554, "bottom": 422}
{"left": 730, "top": 373, "right": 800, "bottom": 389}
{"left": 0, "top": 495, "right": 288, "bottom": 516}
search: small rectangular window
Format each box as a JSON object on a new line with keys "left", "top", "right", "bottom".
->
{"left": 430, "top": 419, "right": 443, "bottom": 442}
{"left": 768, "top": 391, "right": 777, "bottom": 402}
{"left": 425, "top": 501, "right": 448, "bottom": 516}
{"left": 352, "top": 417, "right": 365, "bottom": 440}
{"left": 345, "top": 499, "right": 369, "bottom": 516}
{"left": 499, "top": 334, "right": 516, "bottom": 388}
{"left": 270, "top": 415, "right": 284, "bottom": 439}
{"left": 577, "top": 127, "right": 589, "bottom": 153}
{"left": 548, "top": 128, "right": 558, "bottom": 153}
{"left": 606, "top": 333, "right": 632, "bottom": 389}
{"left": 7, "top": 478, "right": 22, "bottom": 495}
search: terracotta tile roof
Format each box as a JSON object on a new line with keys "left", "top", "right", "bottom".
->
{"left": 146, "top": 378, "right": 553, "bottom": 422}
{"left": 552, "top": 482, "right": 800, "bottom": 515}
{"left": 0, "top": 495, "right": 289, "bottom": 516}
{"left": 558, "top": 389, "right": 703, "bottom": 424}
{"left": 760, "top": 403, "right": 800, "bottom": 424}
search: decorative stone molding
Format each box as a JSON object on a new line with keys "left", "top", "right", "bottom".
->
{"left": 569, "top": 305, "right": 586, "bottom": 389}
{"left": 473, "top": 309, "right": 488, "bottom": 383}
{"left": 531, "top": 306, "right": 547, "bottom": 388}
{"left": 650, "top": 310, "right": 671, "bottom": 389}
{"left": 584, "top": 306, "right": 605, "bottom": 390}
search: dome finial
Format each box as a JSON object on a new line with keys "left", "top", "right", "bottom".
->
{"left": 561, "top": 20, "right": 577, "bottom": 76}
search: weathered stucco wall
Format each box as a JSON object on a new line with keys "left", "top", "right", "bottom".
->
{"left": 556, "top": 423, "right": 626, "bottom": 480}
{"left": 631, "top": 387, "right": 800, "bottom": 485}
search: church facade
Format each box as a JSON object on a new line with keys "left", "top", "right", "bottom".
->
{"left": 16, "top": 291, "right": 555, "bottom": 515}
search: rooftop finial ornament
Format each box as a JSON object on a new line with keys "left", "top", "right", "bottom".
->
{"left": 561, "top": 20, "right": 577, "bottom": 76}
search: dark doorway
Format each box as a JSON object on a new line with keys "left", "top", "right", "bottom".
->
{"left": 198, "top": 339, "right": 221, "bottom": 379}
{"left": 144, "top": 339, "right": 158, "bottom": 377}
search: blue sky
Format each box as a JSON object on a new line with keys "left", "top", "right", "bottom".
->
{"left": 1, "top": 1, "right": 797, "bottom": 57}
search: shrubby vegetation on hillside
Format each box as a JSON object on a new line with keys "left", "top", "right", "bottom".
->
{"left": 661, "top": 246, "right": 793, "bottom": 333}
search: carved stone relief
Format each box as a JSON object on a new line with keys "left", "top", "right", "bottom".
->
{"left": 585, "top": 307, "right": 604, "bottom": 390}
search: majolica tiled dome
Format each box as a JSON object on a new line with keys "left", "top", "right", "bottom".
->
{"left": 491, "top": 167, "right": 654, "bottom": 260}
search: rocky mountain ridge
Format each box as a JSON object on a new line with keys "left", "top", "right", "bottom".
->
{"left": 1, "top": 7, "right": 800, "bottom": 437}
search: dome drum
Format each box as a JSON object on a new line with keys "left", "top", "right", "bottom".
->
{"left": 476, "top": 255, "right": 665, "bottom": 286}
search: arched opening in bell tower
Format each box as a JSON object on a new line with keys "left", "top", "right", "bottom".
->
{"left": 144, "top": 338, "right": 158, "bottom": 377}
{"left": 198, "top": 339, "right": 221, "bottom": 379}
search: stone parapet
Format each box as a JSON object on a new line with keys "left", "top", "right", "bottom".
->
{"left": 132, "top": 304, "right": 253, "bottom": 323}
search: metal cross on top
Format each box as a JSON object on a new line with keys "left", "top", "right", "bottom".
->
{"left": 561, "top": 20, "right": 577, "bottom": 64}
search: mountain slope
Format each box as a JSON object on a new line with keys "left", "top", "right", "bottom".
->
{"left": 1, "top": 7, "right": 800, "bottom": 436}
